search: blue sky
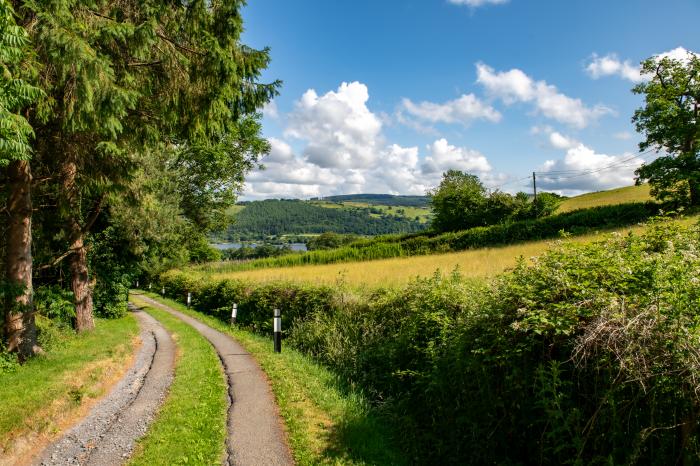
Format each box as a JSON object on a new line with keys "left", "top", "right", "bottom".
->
{"left": 239, "top": 0, "right": 700, "bottom": 199}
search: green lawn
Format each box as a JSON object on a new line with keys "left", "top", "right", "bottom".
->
{"left": 140, "top": 292, "right": 407, "bottom": 466}
{"left": 128, "top": 296, "right": 227, "bottom": 466}
{"left": 0, "top": 316, "right": 138, "bottom": 461}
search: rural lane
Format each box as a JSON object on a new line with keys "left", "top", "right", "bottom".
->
{"left": 134, "top": 294, "right": 294, "bottom": 466}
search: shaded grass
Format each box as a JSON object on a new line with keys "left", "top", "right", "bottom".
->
{"left": 557, "top": 184, "right": 652, "bottom": 213}
{"left": 0, "top": 316, "right": 138, "bottom": 459}
{"left": 138, "top": 292, "right": 407, "bottom": 466}
{"left": 127, "top": 296, "right": 227, "bottom": 466}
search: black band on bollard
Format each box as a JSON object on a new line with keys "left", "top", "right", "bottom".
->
{"left": 273, "top": 308, "right": 281, "bottom": 353}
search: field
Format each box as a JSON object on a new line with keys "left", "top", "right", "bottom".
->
{"left": 557, "top": 184, "right": 652, "bottom": 213}
{"left": 203, "top": 214, "right": 698, "bottom": 288}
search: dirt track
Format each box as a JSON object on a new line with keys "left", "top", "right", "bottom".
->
{"left": 34, "top": 308, "right": 175, "bottom": 466}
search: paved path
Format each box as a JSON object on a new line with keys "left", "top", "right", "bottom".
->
{"left": 34, "top": 308, "right": 176, "bottom": 466}
{"left": 135, "top": 294, "right": 294, "bottom": 466}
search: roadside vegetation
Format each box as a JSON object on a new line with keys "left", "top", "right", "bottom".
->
{"left": 0, "top": 316, "right": 138, "bottom": 463}
{"left": 157, "top": 218, "right": 700, "bottom": 464}
{"left": 137, "top": 292, "right": 407, "bottom": 466}
{"left": 127, "top": 297, "right": 227, "bottom": 466}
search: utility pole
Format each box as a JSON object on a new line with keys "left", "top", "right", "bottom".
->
{"left": 532, "top": 172, "right": 538, "bottom": 217}
{"left": 532, "top": 171, "right": 537, "bottom": 203}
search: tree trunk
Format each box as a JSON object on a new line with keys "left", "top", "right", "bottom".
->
{"left": 68, "top": 231, "right": 94, "bottom": 331}
{"left": 4, "top": 160, "right": 39, "bottom": 359}
{"left": 61, "top": 158, "right": 95, "bottom": 332}
{"left": 689, "top": 179, "right": 700, "bottom": 206}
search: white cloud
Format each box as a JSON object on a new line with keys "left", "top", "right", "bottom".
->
{"left": 548, "top": 131, "right": 578, "bottom": 150}
{"left": 448, "top": 0, "right": 509, "bottom": 7}
{"left": 658, "top": 46, "right": 699, "bottom": 63}
{"left": 613, "top": 131, "right": 633, "bottom": 141}
{"left": 585, "top": 47, "right": 699, "bottom": 83}
{"left": 536, "top": 143, "right": 644, "bottom": 195}
{"left": 262, "top": 101, "right": 279, "bottom": 119}
{"left": 476, "top": 63, "right": 613, "bottom": 128}
{"left": 585, "top": 53, "right": 643, "bottom": 83}
{"left": 285, "top": 82, "right": 383, "bottom": 169}
{"left": 422, "top": 138, "right": 492, "bottom": 175}
{"left": 243, "top": 83, "right": 500, "bottom": 200}
{"left": 400, "top": 94, "right": 501, "bottom": 126}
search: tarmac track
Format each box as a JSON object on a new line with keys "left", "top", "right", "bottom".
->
{"left": 134, "top": 294, "right": 294, "bottom": 466}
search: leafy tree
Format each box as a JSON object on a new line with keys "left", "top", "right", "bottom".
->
{"left": 429, "top": 170, "right": 488, "bottom": 232}
{"left": 307, "top": 232, "right": 358, "bottom": 250}
{"left": 633, "top": 52, "right": 700, "bottom": 205}
{"left": 1, "top": 0, "right": 43, "bottom": 358}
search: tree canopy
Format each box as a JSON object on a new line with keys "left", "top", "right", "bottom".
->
{"left": 428, "top": 170, "right": 559, "bottom": 232}
{"left": 633, "top": 52, "right": 700, "bottom": 205}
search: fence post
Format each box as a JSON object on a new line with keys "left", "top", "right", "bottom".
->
{"left": 187, "top": 292, "right": 192, "bottom": 308}
{"left": 231, "top": 303, "right": 238, "bottom": 325}
{"left": 273, "top": 308, "right": 281, "bottom": 353}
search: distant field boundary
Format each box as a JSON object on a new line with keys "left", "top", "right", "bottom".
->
{"left": 195, "top": 201, "right": 662, "bottom": 274}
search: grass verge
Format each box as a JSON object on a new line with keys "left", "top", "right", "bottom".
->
{"left": 138, "top": 291, "right": 408, "bottom": 466}
{"left": 127, "top": 295, "right": 227, "bottom": 465}
{"left": 0, "top": 316, "right": 138, "bottom": 463}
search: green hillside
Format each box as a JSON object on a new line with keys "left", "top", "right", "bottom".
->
{"left": 219, "top": 199, "right": 427, "bottom": 240}
{"left": 557, "top": 184, "right": 652, "bottom": 213}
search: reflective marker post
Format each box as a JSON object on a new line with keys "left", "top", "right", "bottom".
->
{"left": 231, "top": 303, "right": 238, "bottom": 325}
{"left": 148, "top": 283, "right": 152, "bottom": 291}
{"left": 187, "top": 292, "right": 192, "bottom": 308}
{"left": 161, "top": 286, "right": 165, "bottom": 297}
{"left": 273, "top": 308, "right": 281, "bottom": 353}
{"left": 136, "top": 280, "right": 139, "bottom": 289}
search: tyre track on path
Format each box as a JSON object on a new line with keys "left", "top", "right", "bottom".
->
{"left": 134, "top": 294, "right": 294, "bottom": 466}
{"left": 34, "top": 308, "right": 175, "bottom": 466}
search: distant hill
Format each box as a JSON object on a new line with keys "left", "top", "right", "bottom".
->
{"left": 218, "top": 199, "right": 427, "bottom": 240}
{"left": 311, "top": 194, "right": 430, "bottom": 207}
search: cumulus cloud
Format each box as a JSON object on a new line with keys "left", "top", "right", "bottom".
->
{"left": 284, "top": 82, "right": 383, "bottom": 169}
{"left": 262, "top": 101, "right": 279, "bottom": 119}
{"left": 400, "top": 94, "right": 501, "bottom": 127}
{"left": 536, "top": 143, "right": 644, "bottom": 195}
{"left": 585, "top": 47, "right": 699, "bottom": 83}
{"left": 476, "top": 63, "right": 613, "bottom": 128}
{"left": 585, "top": 53, "right": 643, "bottom": 83}
{"left": 548, "top": 131, "right": 578, "bottom": 150}
{"left": 613, "top": 131, "right": 633, "bottom": 140}
{"left": 422, "top": 138, "right": 492, "bottom": 174}
{"left": 242, "top": 82, "right": 501, "bottom": 200}
{"left": 448, "top": 0, "right": 509, "bottom": 7}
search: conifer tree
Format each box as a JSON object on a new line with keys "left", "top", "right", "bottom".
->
{"left": 1, "top": 0, "right": 43, "bottom": 358}
{"left": 10, "top": 0, "right": 278, "bottom": 332}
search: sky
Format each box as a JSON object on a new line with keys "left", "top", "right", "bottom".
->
{"left": 238, "top": 0, "right": 700, "bottom": 200}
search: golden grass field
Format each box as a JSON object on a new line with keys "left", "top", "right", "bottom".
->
{"left": 556, "top": 184, "right": 652, "bottom": 213}
{"left": 203, "top": 214, "right": 698, "bottom": 289}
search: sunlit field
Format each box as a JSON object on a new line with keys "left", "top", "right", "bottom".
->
{"left": 557, "top": 184, "right": 652, "bottom": 213}
{"left": 201, "top": 214, "right": 698, "bottom": 289}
